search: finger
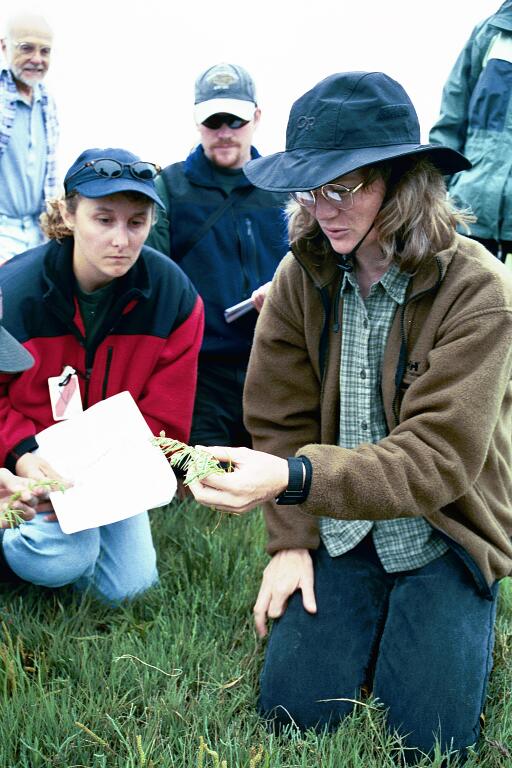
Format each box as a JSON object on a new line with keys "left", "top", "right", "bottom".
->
{"left": 188, "top": 479, "right": 241, "bottom": 510}
{"left": 194, "top": 445, "right": 244, "bottom": 464}
{"left": 267, "top": 587, "right": 290, "bottom": 621}
{"left": 43, "top": 513, "right": 58, "bottom": 522}
{"left": 35, "top": 500, "right": 54, "bottom": 513}
{"left": 300, "top": 579, "right": 318, "bottom": 614}
{"left": 253, "top": 588, "right": 272, "bottom": 638}
{"left": 40, "top": 465, "right": 66, "bottom": 482}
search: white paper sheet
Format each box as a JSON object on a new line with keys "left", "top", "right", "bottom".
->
{"left": 35, "top": 391, "right": 177, "bottom": 534}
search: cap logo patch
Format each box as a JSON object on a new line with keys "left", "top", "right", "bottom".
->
{"left": 377, "top": 105, "right": 411, "bottom": 121}
{"left": 206, "top": 70, "right": 239, "bottom": 91}
{"left": 297, "top": 116, "right": 316, "bottom": 130}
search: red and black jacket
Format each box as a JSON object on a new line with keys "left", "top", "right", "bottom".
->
{"left": 0, "top": 237, "right": 204, "bottom": 470}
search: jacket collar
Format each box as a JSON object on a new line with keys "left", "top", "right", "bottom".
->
{"left": 184, "top": 144, "right": 260, "bottom": 189}
{"left": 291, "top": 234, "right": 460, "bottom": 296}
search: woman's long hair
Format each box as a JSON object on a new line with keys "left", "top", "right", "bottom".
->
{"left": 287, "top": 156, "right": 475, "bottom": 273}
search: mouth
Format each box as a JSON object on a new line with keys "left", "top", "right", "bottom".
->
{"left": 322, "top": 227, "right": 349, "bottom": 237}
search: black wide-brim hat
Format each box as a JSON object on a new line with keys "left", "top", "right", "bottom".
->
{"left": 245, "top": 71, "right": 470, "bottom": 192}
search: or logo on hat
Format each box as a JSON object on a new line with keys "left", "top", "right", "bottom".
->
{"left": 297, "top": 116, "right": 316, "bottom": 130}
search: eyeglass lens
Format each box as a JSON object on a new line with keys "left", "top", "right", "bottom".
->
{"left": 292, "top": 184, "right": 359, "bottom": 210}
{"left": 16, "top": 43, "right": 51, "bottom": 57}
{"left": 202, "top": 114, "right": 249, "bottom": 130}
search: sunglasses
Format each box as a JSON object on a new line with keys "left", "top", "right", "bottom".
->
{"left": 66, "top": 158, "right": 161, "bottom": 184}
{"left": 202, "top": 113, "right": 250, "bottom": 130}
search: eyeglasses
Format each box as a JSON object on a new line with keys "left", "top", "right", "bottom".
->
{"left": 291, "top": 181, "right": 364, "bottom": 210}
{"left": 66, "top": 159, "right": 161, "bottom": 184}
{"left": 14, "top": 42, "right": 52, "bottom": 58}
{"left": 202, "top": 113, "right": 250, "bottom": 130}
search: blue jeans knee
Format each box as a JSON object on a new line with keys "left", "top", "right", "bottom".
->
{"left": 3, "top": 518, "right": 99, "bottom": 587}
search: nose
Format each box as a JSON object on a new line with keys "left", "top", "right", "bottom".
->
{"left": 216, "top": 123, "right": 233, "bottom": 139}
{"left": 314, "top": 193, "right": 340, "bottom": 219}
{"left": 111, "top": 223, "right": 130, "bottom": 248}
{"left": 28, "top": 48, "right": 44, "bottom": 66}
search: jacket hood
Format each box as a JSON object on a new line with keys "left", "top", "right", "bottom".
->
{"left": 491, "top": 0, "right": 512, "bottom": 31}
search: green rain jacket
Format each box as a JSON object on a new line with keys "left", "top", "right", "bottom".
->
{"left": 429, "top": 1, "right": 512, "bottom": 240}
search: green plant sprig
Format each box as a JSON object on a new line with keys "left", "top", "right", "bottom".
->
{"left": 153, "top": 433, "right": 228, "bottom": 486}
{"left": 0, "top": 479, "right": 67, "bottom": 528}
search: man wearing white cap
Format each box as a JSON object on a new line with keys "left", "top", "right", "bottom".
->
{"left": 147, "top": 63, "right": 288, "bottom": 448}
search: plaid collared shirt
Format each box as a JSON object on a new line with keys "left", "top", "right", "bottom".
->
{"left": 0, "top": 67, "right": 60, "bottom": 206}
{"left": 319, "top": 262, "right": 448, "bottom": 572}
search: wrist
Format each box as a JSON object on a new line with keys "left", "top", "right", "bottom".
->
{"left": 275, "top": 456, "right": 312, "bottom": 505}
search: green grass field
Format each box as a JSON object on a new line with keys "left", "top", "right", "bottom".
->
{"left": 0, "top": 500, "right": 510, "bottom": 768}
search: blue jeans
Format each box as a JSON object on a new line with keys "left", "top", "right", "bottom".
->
{"left": 259, "top": 536, "right": 497, "bottom": 762}
{"left": 0, "top": 214, "right": 44, "bottom": 264}
{"left": 2, "top": 511, "right": 158, "bottom": 603}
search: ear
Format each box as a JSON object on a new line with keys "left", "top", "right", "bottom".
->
{"left": 1, "top": 39, "right": 8, "bottom": 57}
{"left": 58, "top": 199, "right": 75, "bottom": 230}
{"left": 252, "top": 108, "right": 262, "bottom": 129}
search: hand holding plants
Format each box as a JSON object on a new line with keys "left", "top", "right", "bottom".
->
{"left": 187, "top": 445, "right": 289, "bottom": 514}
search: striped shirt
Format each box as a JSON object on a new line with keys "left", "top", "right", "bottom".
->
{"left": 0, "top": 67, "right": 59, "bottom": 208}
{"left": 319, "top": 262, "right": 448, "bottom": 571}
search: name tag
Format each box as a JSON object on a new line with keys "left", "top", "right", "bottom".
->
{"left": 48, "top": 366, "right": 83, "bottom": 421}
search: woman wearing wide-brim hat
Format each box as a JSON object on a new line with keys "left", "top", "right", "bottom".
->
{"left": 190, "top": 71, "right": 512, "bottom": 762}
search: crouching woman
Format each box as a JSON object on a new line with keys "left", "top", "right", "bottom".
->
{"left": 0, "top": 147, "right": 204, "bottom": 603}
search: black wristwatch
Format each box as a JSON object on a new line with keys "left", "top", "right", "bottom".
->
{"left": 275, "top": 456, "right": 312, "bottom": 505}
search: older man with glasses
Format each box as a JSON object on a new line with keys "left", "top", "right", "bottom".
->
{"left": 0, "top": 13, "right": 58, "bottom": 264}
{"left": 147, "top": 62, "right": 288, "bottom": 449}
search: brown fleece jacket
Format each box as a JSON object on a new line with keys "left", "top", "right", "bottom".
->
{"left": 244, "top": 234, "right": 512, "bottom": 586}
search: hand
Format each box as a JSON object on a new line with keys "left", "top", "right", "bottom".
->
{"left": 188, "top": 446, "right": 288, "bottom": 514}
{"left": 253, "top": 548, "right": 317, "bottom": 638}
{"left": 251, "top": 281, "right": 272, "bottom": 313}
{"left": 0, "top": 468, "right": 53, "bottom": 528}
{"left": 15, "top": 453, "right": 68, "bottom": 522}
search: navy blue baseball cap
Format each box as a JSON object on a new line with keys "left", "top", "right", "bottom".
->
{"left": 245, "top": 71, "right": 470, "bottom": 192}
{"left": 64, "top": 147, "right": 165, "bottom": 208}
{"left": 194, "top": 63, "right": 257, "bottom": 123}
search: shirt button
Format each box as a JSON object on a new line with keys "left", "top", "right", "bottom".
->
{"left": 361, "top": 421, "right": 368, "bottom": 430}
{"left": 360, "top": 369, "right": 366, "bottom": 379}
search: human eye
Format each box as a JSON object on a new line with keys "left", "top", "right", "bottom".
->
{"left": 325, "top": 185, "right": 350, "bottom": 203}
{"left": 96, "top": 215, "right": 112, "bottom": 225}
{"left": 130, "top": 213, "right": 150, "bottom": 228}
{"left": 40, "top": 47, "right": 52, "bottom": 57}
{"left": 18, "top": 43, "right": 35, "bottom": 55}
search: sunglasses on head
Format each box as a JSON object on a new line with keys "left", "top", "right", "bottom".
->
{"left": 66, "top": 158, "right": 161, "bottom": 184}
{"left": 202, "top": 113, "right": 250, "bottom": 130}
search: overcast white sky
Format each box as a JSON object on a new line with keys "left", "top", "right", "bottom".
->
{"left": 1, "top": 0, "right": 502, "bottom": 180}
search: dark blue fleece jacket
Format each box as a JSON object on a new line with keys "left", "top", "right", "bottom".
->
{"left": 146, "top": 145, "right": 289, "bottom": 364}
